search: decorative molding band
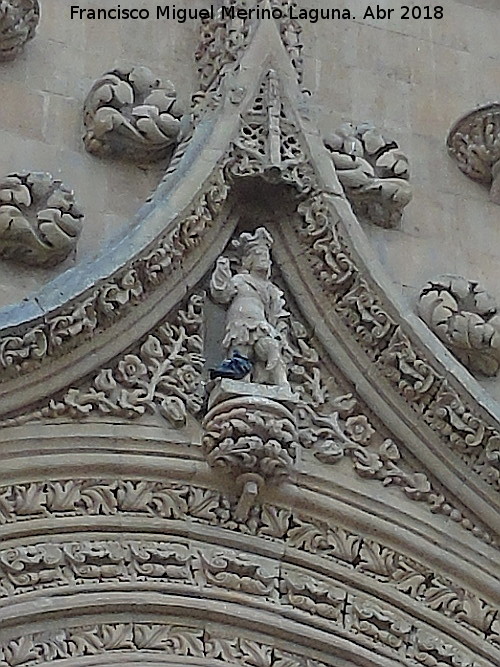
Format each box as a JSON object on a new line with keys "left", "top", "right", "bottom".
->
{"left": 0, "top": 477, "right": 495, "bottom": 648}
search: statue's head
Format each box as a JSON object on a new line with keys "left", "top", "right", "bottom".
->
{"left": 237, "top": 227, "right": 273, "bottom": 278}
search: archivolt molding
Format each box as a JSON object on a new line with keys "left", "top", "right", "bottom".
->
{"left": 0, "top": 478, "right": 497, "bottom": 667}
{"left": 0, "top": 0, "right": 39, "bottom": 62}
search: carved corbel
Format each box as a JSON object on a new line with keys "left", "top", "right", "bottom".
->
{"left": 0, "top": 172, "right": 83, "bottom": 267}
{"left": 418, "top": 275, "right": 500, "bottom": 376}
{"left": 447, "top": 103, "right": 500, "bottom": 204}
{"left": 202, "top": 379, "right": 299, "bottom": 520}
{"left": 0, "top": 0, "right": 39, "bottom": 61}
{"left": 83, "top": 66, "right": 185, "bottom": 163}
{"left": 324, "top": 122, "right": 412, "bottom": 228}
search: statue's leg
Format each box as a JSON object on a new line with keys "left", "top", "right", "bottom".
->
{"left": 254, "top": 337, "right": 290, "bottom": 388}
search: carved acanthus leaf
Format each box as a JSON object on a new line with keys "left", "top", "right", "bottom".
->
{"left": 447, "top": 104, "right": 500, "bottom": 204}
{"left": 324, "top": 122, "right": 412, "bottom": 228}
{"left": 0, "top": 0, "right": 39, "bottom": 61}
{"left": 418, "top": 275, "right": 500, "bottom": 377}
{"left": 0, "top": 172, "right": 83, "bottom": 267}
{"left": 83, "top": 66, "right": 184, "bottom": 162}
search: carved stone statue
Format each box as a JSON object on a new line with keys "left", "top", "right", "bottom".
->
{"left": 210, "top": 227, "right": 290, "bottom": 389}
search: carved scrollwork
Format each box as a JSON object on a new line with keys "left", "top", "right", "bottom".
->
{"left": 83, "top": 66, "right": 184, "bottom": 162}
{"left": 203, "top": 391, "right": 298, "bottom": 481}
{"left": 0, "top": 0, "right": 39, "bottom": 61}
{"left": 324, "top": 122, "right": 412, "bottom": 228}
{"left": 0, "top": 172, "right": 83, "bottom": 267}
{"left": 21, "top": 294, "right": 205, "bottom": 428}
{"left": 447, "top": 103, "right": 500, "bottom": 204}
{"left": 195, "top": 0, "right": 302, "bottom": 93}
{"left": 418, "top": 275, "right": 500, "bottom": 377}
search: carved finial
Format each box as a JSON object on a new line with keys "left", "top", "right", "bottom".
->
{"left": 0, "top": 0, "right": 39, "bottom": 61}
{"left": 447, "top": 103, "right": 500, "bottom": 204}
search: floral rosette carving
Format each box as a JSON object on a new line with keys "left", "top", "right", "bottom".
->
{"left": 83, "top": 66, "right": 184, "bottom": 162}
{"left": 202, "top": 396, "right": 298, "bottom": 481}
{"left": 324, "top": 122, "right": 412, "bottom": 228}
{"left": 418, "top": 275, "right": 500, "bottom": 377}
{"left": 0, "top": 172, "right": 83, "bottom": 267}
{"left": 44, "top": 294, "right": 205, "bottom": 427}
{"left": 447, "top": 103, "right": 500, "bottom": 204}
{"left": 0, "top": 0, "right": 39, "bottom": 61}
{"left": 296, "top": 396, "right": 431, "bottom": 501}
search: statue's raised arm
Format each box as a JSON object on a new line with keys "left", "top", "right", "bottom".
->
{"left": 210, "top": 256, "right": 236, "bottom": 305}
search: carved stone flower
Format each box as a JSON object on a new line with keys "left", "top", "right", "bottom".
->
{"left": 345, "top": 415, "right": 375, "bottom": 444}
{"left": 0, "top": 172, "right": 83, "bottom": 267}
{"left": 0, "top": 0, "right": 40, "bottom": 61}
{"left": 172, "top": 364, "right": 200, "bottom": 393}
{"left": 116, "top": 355, "right": 148, "bottom": 384}
{"left": 83, "top": 66, "right": 183, "bottom": 162}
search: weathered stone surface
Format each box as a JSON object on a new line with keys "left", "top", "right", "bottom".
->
{"left": 0, "top": 5, "right": 498, "bottom": 667}
{"left": 0, "top": 0, "right": 39, "bottom": 61}
{"left": 83, "top": 66, "right": 184, "bottom": 162}
{"left": 0, "top": 172, "right": 83, "bottom": 267}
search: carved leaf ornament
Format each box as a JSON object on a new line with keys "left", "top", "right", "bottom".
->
{"left": 0, "top": 0, "right": 39, "bottom": 61}
{"left": 83, "top": 66, "right": 184, "bottom": 162}
{"left": 0, "top": 11, "right": 498, "bottom": 667}
{"left": 447, "top": 103, "right": 500, "bottom": 204}
{"left": 0, "top": 172, "right": 83, "bottom": 267}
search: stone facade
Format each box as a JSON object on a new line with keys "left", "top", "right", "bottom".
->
{"left": 0, "top": 2, "right": 499, "bottom": 666}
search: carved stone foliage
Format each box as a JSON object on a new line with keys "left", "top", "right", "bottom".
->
{"left": 83, "top": 66, "right": 183, "bottom": 162}
{"left": 0, "top": 0, "right": 39, "bottom": 61}
{"left": 228, "top": 69, "right": 315, "bottom": 192}
{"left": 418, "top": 276, "right": 500, "bottom": 377}
{"left": 0, "top": 624, "right": 329, "bottom": 667}
{"left": 324, "top": 122, "right": 412, "bottom": 228}
{"left": 447, "top": 104, "right": 500, "bottom": 204}
{"left": 0, "top": 168, "right": 228, "bottom": 379}
{"left": 27, "top": 294, "right": 205, "bottom": 428}
{"left": 0, "top": 479, "right": 496, "bottom": 664}
{"left": 0, "top": 172, "right": 83, "bottom": 267}
{"left": 203, "top": 383, "right": 298, "bottom": 482}
{"left": 196, "top": 0, "right": 302, "bottom": 92}
{"left": 293, "top": 191, "right": 500, "bottom": 499}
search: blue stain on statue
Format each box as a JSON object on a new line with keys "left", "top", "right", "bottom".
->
{"left": 210, "top": 351, "right": 253, "bottom": 380}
